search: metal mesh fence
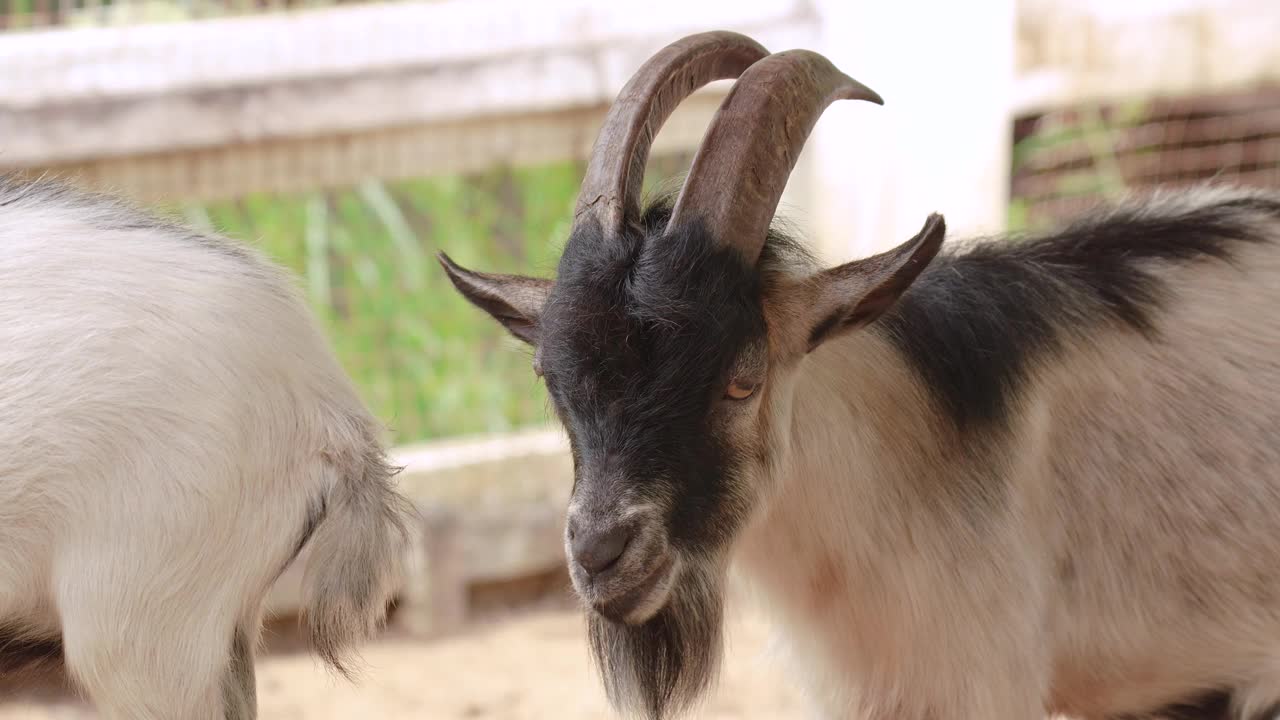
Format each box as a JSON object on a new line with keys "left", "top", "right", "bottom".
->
{"left": 1010, "top": 85, "right": 1280, "bottom": 230}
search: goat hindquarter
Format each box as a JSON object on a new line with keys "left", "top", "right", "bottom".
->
{"left": 1036, "top": 241, "right": 1280, "bottom": 718}
{"left": 0, "top": 196, "right": 406, "bottom": 717}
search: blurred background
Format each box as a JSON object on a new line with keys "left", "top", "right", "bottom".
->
{"left": 0, "top": 0, "right": 1276, "bottom": 717}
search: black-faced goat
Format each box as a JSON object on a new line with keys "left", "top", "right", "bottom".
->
{"left": 0, "top": 176, "right": 413, "bottom": 719}
{"left": 442, "top": 30, "right": 1280, "bottom": 720}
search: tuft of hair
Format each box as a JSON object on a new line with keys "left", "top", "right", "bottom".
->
{"left": 0, "top": 626, "right": 63, "bottom": 683}
{"left": 299, "top": 421, "right": 416, "bottom": 679}
{"left": 1113, "top": 688, "right": 1237, "bottom": 720}
{"left": 587, "top": 561, "right": 725, "bottom": 720}
{"left": 636, "top": 191, "right": 819, "bottom": 278}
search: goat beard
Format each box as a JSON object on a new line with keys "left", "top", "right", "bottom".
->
{"left": 587, "top": 561, "right": 725, "bottom": 720}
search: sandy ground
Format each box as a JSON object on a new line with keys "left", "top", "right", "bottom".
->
{"left": 0, "top": 607, "right": 805, "bottom": 720}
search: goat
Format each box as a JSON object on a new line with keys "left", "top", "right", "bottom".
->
{"left": 0, "top": 175, "right": 414, "bottom": 719}
{"left": 441, "top": 30, "right": 1280, "bottom": 720}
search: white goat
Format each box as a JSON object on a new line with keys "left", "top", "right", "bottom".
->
{"left": 0, "top": 176, "right": 413, "bottom": 719}
{"left": 442, "top": 30, "right": 1280, "bottom": 720}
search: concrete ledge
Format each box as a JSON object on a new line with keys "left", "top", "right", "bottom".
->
{"left": 392, "top": 427, "right": 571, "bottom": 508}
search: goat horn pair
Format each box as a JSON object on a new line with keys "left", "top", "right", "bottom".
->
{"left": 574, "top": 30, "right": 882, "bottom": 264}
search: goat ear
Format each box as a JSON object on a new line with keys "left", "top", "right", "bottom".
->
{"left": 805, "top": 214, "right": 946, "bottom": 352}
{"left": 438, "top": 252, "right": 552, "bottom": 345}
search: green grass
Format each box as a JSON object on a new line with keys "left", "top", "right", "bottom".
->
{"left": 164, "top": 159, "right": 685, "bottom": 444}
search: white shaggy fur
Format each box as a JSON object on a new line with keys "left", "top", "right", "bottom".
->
{"left": 0, "top": 177, "right": 412, "bottom": 719}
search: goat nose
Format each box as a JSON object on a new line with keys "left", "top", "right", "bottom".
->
{"left": 569, "top": 522, "right": 631, "bottom": 575}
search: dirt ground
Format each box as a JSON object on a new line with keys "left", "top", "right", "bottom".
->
{"left": 0, "top": 607, "right": 805, "bottom": 720}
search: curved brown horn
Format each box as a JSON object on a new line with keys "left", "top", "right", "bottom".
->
{"left": 667, "top": 50, "right": 883, "bottom": 262}
{"left": 573, "top": 31, "right": 768, "bottom": 237}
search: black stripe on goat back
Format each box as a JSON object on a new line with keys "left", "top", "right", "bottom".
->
{"left": 875, "top": 192, "right": 1280, "bottom": 432}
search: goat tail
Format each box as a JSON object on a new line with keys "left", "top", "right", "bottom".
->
{"left": 299, "top": 425, "right": 415, "bottom": 678}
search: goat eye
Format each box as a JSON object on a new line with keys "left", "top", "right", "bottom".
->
{"left": 725, "top": 380, "right": 758, "bottom": 401}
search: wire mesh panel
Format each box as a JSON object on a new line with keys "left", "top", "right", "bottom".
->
{"left": 1010, "top": 85, "right": 1280, "bottom": 230}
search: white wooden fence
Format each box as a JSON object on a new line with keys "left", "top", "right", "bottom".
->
{"left": 3, "top": 0, "right": 1277, "bottom": 257}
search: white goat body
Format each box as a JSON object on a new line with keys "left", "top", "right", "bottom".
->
{"left": 0, "top": 177, "right": 411, "bottom": 719}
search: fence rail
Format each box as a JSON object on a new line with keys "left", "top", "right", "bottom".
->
{"left": 0, "top": 0, "right": 818, "bottom": 199}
